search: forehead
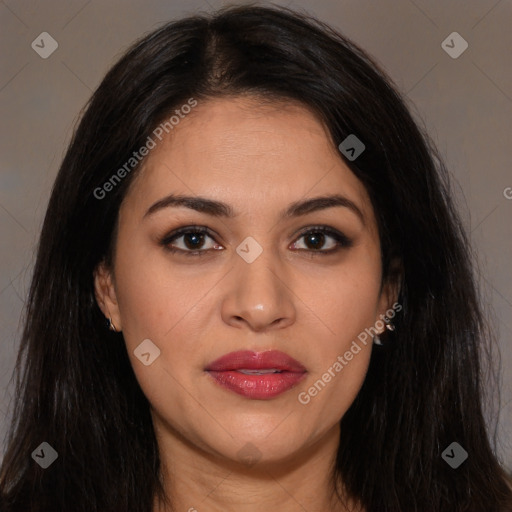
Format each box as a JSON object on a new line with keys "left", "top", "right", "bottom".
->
{"left": 122, "top": 96, "right": 375, "bottom": 225}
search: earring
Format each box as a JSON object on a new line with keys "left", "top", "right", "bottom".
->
{"left": 107, "top": 318, "right": 118, "bottom": 332}
{"left": 373, "top": 317, "right": 396, "bottom": 346}
{"left": 384, "top": 316, "right": 395, "bottom": 331}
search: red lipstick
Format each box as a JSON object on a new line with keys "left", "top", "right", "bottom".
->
{"left": 205, "top": 350, "right": 307, "bottom": 400}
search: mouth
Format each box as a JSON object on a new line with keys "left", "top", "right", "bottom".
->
{"left": 236, "top": 368, "right": 283, "bottom": 375}
{"left": 204, "top": 350, "right": 307, "bottom": 400}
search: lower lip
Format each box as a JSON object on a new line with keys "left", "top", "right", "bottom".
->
{"left": 206, "top": 370, "right": 307, "bottom": 400}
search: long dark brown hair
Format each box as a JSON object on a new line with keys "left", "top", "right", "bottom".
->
{"left": 1, "top": 4, "right": 511, "bottom": 511}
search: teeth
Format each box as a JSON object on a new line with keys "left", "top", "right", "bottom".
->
{"left": 237, "top": 369, "right": 282, "bottom": 375}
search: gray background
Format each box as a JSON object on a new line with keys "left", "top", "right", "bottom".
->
{"left": 1, "top": 0, "right": 511, "bottom": 469}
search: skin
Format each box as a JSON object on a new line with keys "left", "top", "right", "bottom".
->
{"left": 95, "top": 95, "right": 397, "bottom": 512}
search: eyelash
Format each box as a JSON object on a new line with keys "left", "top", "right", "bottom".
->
{"left": 159, "top": 225, "right": 353, "bottom": 257}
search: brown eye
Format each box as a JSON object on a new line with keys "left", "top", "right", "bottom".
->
{"left": 291, "top": 226, "right": 353, "bottom": 254}
{"left": 161, "top": 227, "right": 222, "bottom": 255}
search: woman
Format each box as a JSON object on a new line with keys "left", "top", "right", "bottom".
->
{"left": 0, "top": 4, "right": 510, "bottom": 511}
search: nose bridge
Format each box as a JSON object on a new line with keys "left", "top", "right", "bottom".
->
{"left": 237, "top": 244, "right": 279, "bottom": 296}
{"left": 222, "top": 236, "right": 296, "bottom": 331}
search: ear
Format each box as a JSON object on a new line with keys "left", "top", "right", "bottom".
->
{"left": 375, "top": 259, "right": 402, "bottom": 334}
{"left": 94, "top": 261, "right": 122, "bottom": 331}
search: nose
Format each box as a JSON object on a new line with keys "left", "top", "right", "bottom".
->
{"left": 221, "top": 247, "right": 296, "bottom": 332}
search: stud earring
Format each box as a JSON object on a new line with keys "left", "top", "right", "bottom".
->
{"left": 384, "top": 316, "right": 395, "bottom": 331}
{"left": 107, "top": 318, "right": 118, "bottom": 332}
{"left": 373, "top": 316, "right": 396, "bottom": 346}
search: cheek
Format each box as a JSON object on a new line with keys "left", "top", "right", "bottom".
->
{"left": 113, "top": 246, "right": 191, "bottom": 343}
{"left": 113, "top": 255, "right": 201, "bottom": 423}
{"left": 306, "top": 346, "right": 372, "bottom": 434}
{"left": 296, "top": 248, "right": 381, "bottom": 422}
{"left": 319, "top": 251, "right": 382, "bottom": 340}
{"left": 112, "top": 246, "right": 210, "bottom": 391}
{"left": 297, "top": 305, "right": 375, "bottom": 433}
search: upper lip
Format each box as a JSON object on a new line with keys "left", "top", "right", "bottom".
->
{"left": 205, "top": 350, "right": 307, "bottom": 372}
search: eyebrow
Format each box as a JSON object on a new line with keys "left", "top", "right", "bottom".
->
{"left": 144, "top": 193, "right": 365, "bottom": 224}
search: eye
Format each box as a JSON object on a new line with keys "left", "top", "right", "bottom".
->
{"left": 160, "top": 226, "right": 221, "bottom": 256}
{"left": 290, "top": 226, "right": 353, "bottom": 254}
{"left": 160, "top": 225, "right": 352, "bottom": 257}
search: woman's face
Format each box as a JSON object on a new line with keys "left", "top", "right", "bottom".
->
{"left": 95, "top": 95, "right": 394, "bottom": 467}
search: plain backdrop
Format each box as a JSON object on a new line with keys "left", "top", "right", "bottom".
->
{"left": 1, "top": 0, "right": 511, "bottom": 470}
